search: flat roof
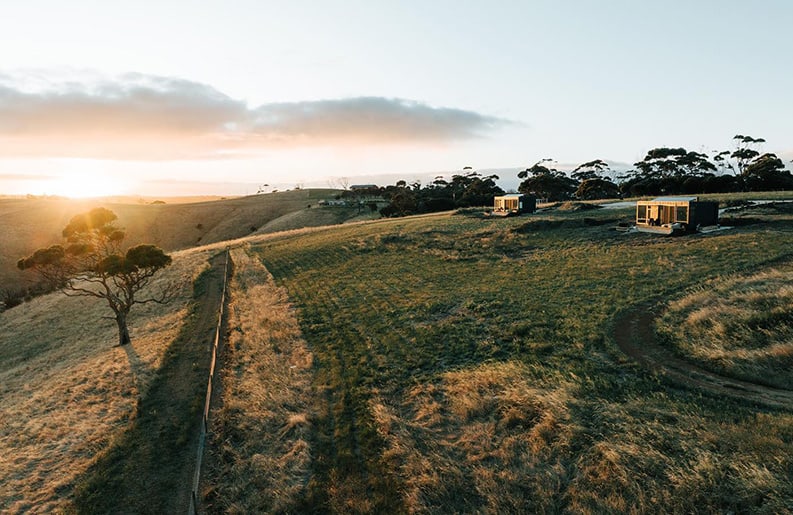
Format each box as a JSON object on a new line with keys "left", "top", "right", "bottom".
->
{"left": 496, "top": 193, "right": 527, "bottom": 198}
{"left": 650, "top": 196, "right": 698, "bottom": 202}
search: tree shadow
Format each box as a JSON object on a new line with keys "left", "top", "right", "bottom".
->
{"left": 122, "top": 342, "right": 149, "bottom": 397}
{"left": 70, "top": 252, "right": 229, "bottom": 514}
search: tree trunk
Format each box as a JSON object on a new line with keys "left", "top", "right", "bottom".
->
{"left": 116, "top": 312, "right": 131, "bottom": 346}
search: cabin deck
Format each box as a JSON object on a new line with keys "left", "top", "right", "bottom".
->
{"left": 635, "top": 223, "right": 681, "bottom": 235}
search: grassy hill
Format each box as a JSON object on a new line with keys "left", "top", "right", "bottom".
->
{"left": 205, "top": 200, "right": 793, "bottom": 513}
{"left": 2, "top": 196, "right": 793, "bottom": 512}
{"left": 0, "top": 189, "right": 358, "bottom": 298}
{"left": 0, "top": 245, "right": 218, "bottom": 512}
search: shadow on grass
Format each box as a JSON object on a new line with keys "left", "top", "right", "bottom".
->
{"left": 122, "top": 343, "right": 148, "bottom": 396}
{"left": 69, "top": 253, "right": 228, "bottom": 514}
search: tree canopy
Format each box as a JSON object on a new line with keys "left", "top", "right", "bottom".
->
{"left": 18, "top": 208, "right": 173, "bottom": 346}
{"left": 743, "top": 153, "right": 793, "bottom": 191}
{"left": 571, "top": 159, "right": 611, "bottom": 182}
{"left": 352, "top": 135, "right": 790, "bottom": 215}
{"left": 377, "top": 169, "right": 504, "bottom": 217}
{"left": 517, "top": 160, "right": 578, "bottom": 201}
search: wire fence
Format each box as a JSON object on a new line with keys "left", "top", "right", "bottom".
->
{"left": 189, "top": 248, "right": 230, "bottom": 515}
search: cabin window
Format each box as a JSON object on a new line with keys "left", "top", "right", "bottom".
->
{"left": 637, "top": 205, "right": 647, "bottom": 222}
{"left": 676, "top": 206, "right": 688, "bottom": 222}
{"left": 664, "top": 205, "right": 674, "bottom": 223}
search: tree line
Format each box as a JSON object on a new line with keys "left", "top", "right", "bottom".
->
{"left": 366, "top": 135, "right": 792, "bottom": 217}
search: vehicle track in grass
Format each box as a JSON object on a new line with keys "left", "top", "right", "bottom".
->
{"left": 613, "top": 301, "right": 793, "bottom": 410}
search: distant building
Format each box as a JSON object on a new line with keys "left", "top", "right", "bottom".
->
{"left": 492, "top": 194, "right": 536, "bottom": 216}
{"left": 318, "top": 199, "right": 347, "bottom": 206}
{"left": 636, "top": 196, "right": 718, "bottom": 234}
{"left": 350, "top": 184, "right": 378, "bottom": 191}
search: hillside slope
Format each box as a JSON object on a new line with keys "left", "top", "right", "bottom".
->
{"left": 0, "top": 189, "right": 347, "bottom": 295}
{"left": 4, "top": 199, "right": 792, "bottom": 512}
{"left": 0, "top": 243, "right": 223, "bottom": 512}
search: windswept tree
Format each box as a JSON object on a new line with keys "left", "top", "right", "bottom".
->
{"left": 576, "top": 178, "right": 621, "bottom": 200}
{"left": 743, "top": 153, "right": 793, "bottom": 191}
{"left": 18, "top": 208, "right": 173, "bottom": 346}
{"left": 621, "top": 147, "right": 716, "bottom": 195}
{"left": 571, "top": 159, "right": 611, "bottom": 182}
{"left": 449, "top": 169, "right": 504, "bottom": 207}
{"left": 518, "top": 159, "right": 578, "bottom": 201}
{"left": 571, "top": 159, "right": 620, "bottom": 199}
{"left": 634, "top": 148, "right": 716, "bottom": 179}
{"left": 380, "top": 181, "right": 418, "bottom": 217}
{"left": 712, "top": 135, "right": 793, "bottom": 191}
{"left": 714, "top": 134, "right": 766, "bottom": 176}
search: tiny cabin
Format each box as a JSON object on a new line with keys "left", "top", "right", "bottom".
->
{"left": 636, "top": 196, "right": 718, "bottom": 235}
{"left": 493, "top": 194, "right": 536, "bottom": 216}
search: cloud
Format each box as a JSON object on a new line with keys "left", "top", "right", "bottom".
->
{"left": 250, "top": 97, "right": 510, "bottom": 144}
{"left": 0, "top": 72, "right": 513, "bottom": 160}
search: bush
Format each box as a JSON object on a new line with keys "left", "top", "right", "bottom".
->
{"left": 1, "top": 288, "right": 25, "bottom": 310}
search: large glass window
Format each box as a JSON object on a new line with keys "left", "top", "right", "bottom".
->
{"left": 637, "top": 205, "right": 647, "bottom": 221}
{"left": 676, "top": 206, "right": 688, "bottom": 222}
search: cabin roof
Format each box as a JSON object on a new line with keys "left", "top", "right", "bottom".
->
{"left": 497, "top": 193, "right": 525, "bottom": 198}
{"left": 650, "top": 196, "right": 698, "bottom": 202}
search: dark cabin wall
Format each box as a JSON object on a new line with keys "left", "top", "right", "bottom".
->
{"left": 691, "top": 201, "right": 719, "bottom": 227}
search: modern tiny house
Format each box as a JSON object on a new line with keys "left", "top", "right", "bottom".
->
{"left": 493, "top": 194, "right": 536, "bottom": 216}
{"left": 636, "top": 196, "right": 719, "bottom": 234}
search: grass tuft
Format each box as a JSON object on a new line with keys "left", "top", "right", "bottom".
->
{"left": 658, "top": 262, "right": 793, "bottom": 389}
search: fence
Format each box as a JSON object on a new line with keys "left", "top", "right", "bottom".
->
{"left": 189, "top": 248, "right": 230, "bottom": 515}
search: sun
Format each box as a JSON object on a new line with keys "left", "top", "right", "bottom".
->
{"left": 40, "top": 165, "right": 135, "bottom": 198}
{"left": 47, "top": 174, "right": 120, "bottom": 198}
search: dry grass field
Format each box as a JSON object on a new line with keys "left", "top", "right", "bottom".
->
{"left": 657, "top": 261, "right": 793, "bottom": 389}
{"left": 0, "top": 247, "right": 211, "bottom": 513}
{"left": 202, "top": 245, "right": 315, "bottom": 512}
{"left": 2, "top": 192, "right": 793, "bottom": 512}
{"left": 0, "top": 189, "right": 349, "bottom": 297}
{"left": 231, "top": 199, "right": 793, "bottom": 512}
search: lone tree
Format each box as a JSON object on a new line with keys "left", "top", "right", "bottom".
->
{"left": 18, "top": 207, "right": 173, "bottom": 346}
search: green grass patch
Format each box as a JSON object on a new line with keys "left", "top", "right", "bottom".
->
{"left": 248, "top": 205, "right": 793, "bottom": 512}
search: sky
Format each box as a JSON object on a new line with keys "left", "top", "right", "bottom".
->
{"left": 0, "top": 0, "right": 791, "bottom": 197}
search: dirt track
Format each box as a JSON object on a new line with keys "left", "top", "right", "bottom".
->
{"left": 613, "top": 302, "right": 793, "bottom": 410}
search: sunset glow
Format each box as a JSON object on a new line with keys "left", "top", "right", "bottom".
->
{"left": 33, "top": 164, "right": 134, "bottom": 198}
{"left": 0, "top": 1, "right": 791, "bottom": 196}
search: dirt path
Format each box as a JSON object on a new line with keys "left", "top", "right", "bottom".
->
{"left": 613, "top": 302, "right": 793, "bottom": 410}
{"left": 71, "top": 251, "right": 229, "bottom": 513}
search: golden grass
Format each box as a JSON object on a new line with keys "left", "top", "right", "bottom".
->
{"left": 565, "top": 397, "right": 793, "bottom": 514}
{"left": 248, "top": 206, "right": 793, "bottom": 512}
{"left": 658, "top": 262, "right": 793, "bottom": 389}
{"left": 370, "top": 361, "right": 575, "bottom": 513}
{"left": 0, "top": 189, "right": 347, "bottom": 295}
{"left": 0, "top": 248, "right": 210, "bottom": 513}
{"left": 202, "top": 245, "right": 314, "bottom": 513}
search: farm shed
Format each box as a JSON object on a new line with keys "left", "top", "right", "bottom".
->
{"left": 636, "top": 196, "right": 718, "bottom": 235}
{"left": 493, "top": 194, "right": 536, "bottom": 216}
